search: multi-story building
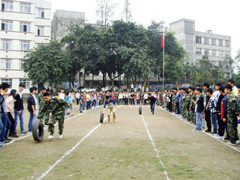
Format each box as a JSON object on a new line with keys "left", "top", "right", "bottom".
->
{"left": 0, "top": 0, "right": 51, "bottom": 93}
{"left": 170, "top": 18, "right": 232, "bottom": 78}
{"left": 51, "top": 10, "right": 85, "bottom": 41}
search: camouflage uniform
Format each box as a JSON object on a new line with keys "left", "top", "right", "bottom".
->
{"left": 227, "top": 93, "right": 239, "bottom": 144}
{"left": 189, "top": 94, "right": 196, "bottom": 124}
{"left": 186, "top": 93, "right": 192, "bottom": 122}
{"left": 99, "top": 94, "right": 105, "bottom": 106}
{"left": 38, "top": 93, "right": 49, "bottom": 125}
{"left": 184, "top": 93, "right": 190, "bottom": 120}
{"left": 38, "top": 97, "right": 70, "bottom": 135}
{"left": 181, "top": 94, "right": 186, "bottom": 118}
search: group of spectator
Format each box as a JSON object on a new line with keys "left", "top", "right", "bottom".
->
{"left": 2, "top": 80, "right": 239, "bottom": 148}
{"left": 0, "top": 85, "right": 78, "bottom": 148}
{"left": 160, "top": 79, "right": 240, "bottom": 146}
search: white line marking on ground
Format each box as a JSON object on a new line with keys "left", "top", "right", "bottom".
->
{"left": 159, "top": 107, "right": 240, "bottom": 153}
{"left": 3, "top": 107, "right": 100, "bottom": 147}
{"left": 37, "top": 106, "right": 121, "bottom": 180}
{"left": 140, "top": 114, "right": 170, "bottom": 180}
{"left": 37, "top": 123, "right": 102, "bottom": 180}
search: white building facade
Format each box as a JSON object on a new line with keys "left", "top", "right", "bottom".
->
{"left": 0, "top": 0, "right": 51, "bottom": 93}
{"left": 170, "top": 19, "right": 232, "bottom": 78}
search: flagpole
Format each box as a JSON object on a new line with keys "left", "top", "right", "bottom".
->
{"left": 163, "top": 31, "right": 165, "bottom": 90}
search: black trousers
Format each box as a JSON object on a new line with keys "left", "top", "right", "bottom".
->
{"left": 205, "top": 110, "right": 211, "bottom": 131}
{"left": 125, "top": 98, "right": 129, "bottom": 105}
{"left": 8, "top": 112, "right": 15, "bottom": 135}
{"left": 217, "top": 114, "right": 224, "bottom": 136}
{"left": 176, "top": 102, "right": 180, "bottom": 114}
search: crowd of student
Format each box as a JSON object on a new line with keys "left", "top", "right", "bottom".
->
{"left": 160, "top": 80, "right": 240, "bottom": 146}
{"left": 1, "top": 79, "right": 239, "bottom": 148}
{"left": 0, "top": 84, "right": 78, "bottom": 148}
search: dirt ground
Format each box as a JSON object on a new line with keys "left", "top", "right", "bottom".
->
{"left": 0, "top": 105, "right": 239, "bottom": 180}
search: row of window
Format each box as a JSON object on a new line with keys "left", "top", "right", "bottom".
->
{"left": 1, "top": 0, "right": 45, "bottom": 18}
{"left": 196, "top": 36, "right": 230, "bottom": 47}
{"left": 1, "top": 59, "right": 25, "bottom": 70}
{"left": 1, "top": 21, "right": 44, "bottom": 35}
{"left": 1, "top": 39, "right": 31, "bottom": 51}
{"left": 196, "top": 48, "right": 230, "bottom": 57}
{"left": 0, "top": 78, "right": 30, "bottom": 89}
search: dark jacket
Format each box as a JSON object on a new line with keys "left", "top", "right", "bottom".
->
{"left": 216, "top": 94, "right": 223, "bottom": 113}
{"left": 0, "top": 94, "right": 4, "bottom": 115}
{"left": 196, "top": 94, "right": 204, "bottom": 113}
{"left": 222, "top": 94, "right": 228, "bottom": 119}
{"left": 14, "top": 93, "right": 24, "bottom": 111}
{"left": 27, "top": 94, "right": 36, "bottom": 112}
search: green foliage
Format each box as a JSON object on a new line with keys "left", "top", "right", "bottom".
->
{"left": 183, "top": 59, "right": 226, "bottom": 85}
{"left": 24, "top": 41, "right": 70, "bottom": 86}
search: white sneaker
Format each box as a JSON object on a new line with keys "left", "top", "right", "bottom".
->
{"left": 47, "top": 135, "right": 54, "bottom": 139}
{"left": 59, "top": 134, "right": 63, "bottom": 139}
{"left": 214, "top": 135, "right": 223, "bottom": 139}
{"left": 226, "top": 142, "right": 236, "bottom": 146}
{"left": 236, "top": 140, "right": 240, "bottom": 144}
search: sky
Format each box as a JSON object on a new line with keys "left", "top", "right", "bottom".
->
{"left": 50, "top": 0, "right": 240, "bottom": 58}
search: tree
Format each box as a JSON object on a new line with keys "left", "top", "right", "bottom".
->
{"left": 123, "top": 0, "right": 131, "bottom": 22}
{"left": 24, "top": 41, "right": 70, "bottom": 86}
{"left": 96, "top": 0, "right": 116, "bottom": 29}
{"left": 147, "top": 22, "right": 185, "bottom": 84}
{"left": 61, "top": 25, "right": 85, "bottom": 89}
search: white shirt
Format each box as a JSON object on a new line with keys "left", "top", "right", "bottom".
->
{"left": 33, "top": 94, "right": 38, "bottom": 111}
{"left": 212, "top": 91, "right": 220, "bottom": 102}
{"left": 60, "top": 93, "right": 65, "bottom": 100}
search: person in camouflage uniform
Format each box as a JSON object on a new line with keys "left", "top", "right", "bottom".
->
{"left": 37, "top": 93, "right": 70, "bottom": 139}
{"left": 38, "top": 87, "right": 49, "bottom": 125}
{"left": 183, "top": 89, "right": 190, "bottom": 119}
{"left": 99, "top": 91, "right": 105, "bottom": 106}
{"left": 181, "top": 89, "right": 186, "bottom": 118}
{"left": 224, "top": 85, "right": 239, "bottom": 145}
{"left": 188, "top": 87, "right": 196, "bottom": 124}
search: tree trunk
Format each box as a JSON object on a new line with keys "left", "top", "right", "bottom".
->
{"left": 83, "top": 71, "right": 86, "bottom": 88}
{"left": 102, "top": 72, "right": 106, "bottom": 88}
{"left": 92, "top": 74, "right": 94, "bottom": 88}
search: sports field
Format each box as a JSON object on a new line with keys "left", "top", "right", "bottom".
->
{"left": 0, "top": 105, "right": 239, "bottom": 180}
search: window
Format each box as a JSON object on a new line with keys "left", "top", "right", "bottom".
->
{"left": 20, "top": 2, "right": 31, "bottom": 13}
{"left": 196, "top": 48, "right": 202, "bottom": 55}
{"left": 218, "top": 39, "right": 223, "bottom": 46}
{"left": 212, "top": 38, "right": 216, "bottom": 45}
{"left": 20, "top": 22, "right": 31, "bottom": 32}
{"left": 204, "top": 37, "right": 209, "bottom": 44}
{"left": 218, "top": 50, "right": 223, "bottom": 57}
{"left": 20, "top": 41, "right": 30, "bottom": 51}
{"left": 2, "top": 0, "right": 13, "bottom": 11}
{"left": 37, "top": 26, "right": 44, "bottom": 36}
{"left": 1, "top": 20, "right": 13, "bottom": 31}
{"left": 196, "top": 36, "right": 201, "bottom": 43}
{"left": 19, "top": 60, "right": 25, "bottom": 69}
{"left": 38, "top": 8, "right": 45, "bottom": 18}
{"left": 225, "top": 51, "right": 231, "bottom": 57}
{"left": 19, "top": 79, "right": 30, "bottom": 89}
{"left": 2, "top": 39, "right": 13, "bottom": 50}
{"left": 1, "top": 59, "right": 11, "bottom": 69}
{"left": 212, "top": 50, "right": 216, "bottom": 56}
{"left": 204, "top": 49, "right": 209, "bottom": 56}
{"left": 1, "top": 79, "right": 12, "bottom": 88}
{"left": 225, "top": 40, "right": 230, "bottom": 47}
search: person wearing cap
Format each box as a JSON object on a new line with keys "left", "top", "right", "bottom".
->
{"left": 103, "top": 96, "right": 116, "bottom": 122}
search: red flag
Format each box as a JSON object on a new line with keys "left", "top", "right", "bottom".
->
{"left": 161, "top": 35, "right": 164, "bottom": 48}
